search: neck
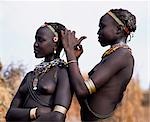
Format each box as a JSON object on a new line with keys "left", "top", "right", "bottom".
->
{"left": 44, "top": 54, "right": 59, "bottom": 62}
{"left": 111, "top": 37, "right": 127, "bottom": 48}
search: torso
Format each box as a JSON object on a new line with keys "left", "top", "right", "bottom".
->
{"left": 19, "top": 66, "right": 58, "bottom": 108}
{"left": 81, "top": 48, "right": 134, "bottom": 121}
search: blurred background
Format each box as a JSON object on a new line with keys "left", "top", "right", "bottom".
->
{"left": 0, "top": 0, "right": 149, "bottom": 122}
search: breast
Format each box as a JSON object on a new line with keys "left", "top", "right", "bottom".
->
{"left": 37, "top": 78, "right": 56, "bottom": 94}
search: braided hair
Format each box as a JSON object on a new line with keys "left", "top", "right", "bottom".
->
{"left": 45, "top": 22, "right": 66, "bottom": 47}
{"left": 44, "top": 22, "right": 66, "bottom": 50}
{"left": 110, "top": 9, "right": 136, "bottom": 34}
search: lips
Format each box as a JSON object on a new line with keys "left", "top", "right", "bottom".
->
{"left": 34, "top": 48, "right": 39, "bottom": 54}
{"left": 98, "top": 36, "right": 102, "bottom": 42}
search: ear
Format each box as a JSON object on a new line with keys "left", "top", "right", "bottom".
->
{"left": 116, "top": 25, "right": 123, "bottom": 34}
{"left": 53, "top": 37, "right": 58, "bottom": 42}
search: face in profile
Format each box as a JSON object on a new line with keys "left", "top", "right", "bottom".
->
{"left": 97, "top": 14, "right": 118, "bottom": 46}
{"left": 34, "top": 27, "right": 56, "bottom": 58}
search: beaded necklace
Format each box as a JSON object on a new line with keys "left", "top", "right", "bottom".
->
{"left": 32, "top": 58, "right": 66, "bottom": 90}
{"left": 102, "top": 43, "right": 131, "bottom": 59}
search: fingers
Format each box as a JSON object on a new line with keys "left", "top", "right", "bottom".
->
{"left": 61, "top": 29, "right": 68, "bottom": 37}
{"left": 61, "top": 29, "right": 86, "bottom": 51}
{"left": 78, "top": 36, "right": 87, "bottom": 44}
{"left": 74, "top": 44, "right": 83, "bottom": 50}
{"left": 77, "top": 45, "right": 82, "bottom": 50}
{"left": 74, "top": 36, "right": 86, "bottom": 49}
{"left": 72, "top": 31, "right": 76, "bottom": 38}
{"left": 61, "top": 29, "right": 86, "bottom": 43}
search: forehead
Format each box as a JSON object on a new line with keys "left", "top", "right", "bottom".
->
{"left": 36, "top": 27, "right": 53, "bottom": 37}
{"left": 99, "top": 14, "right": 115, "bottom": 26}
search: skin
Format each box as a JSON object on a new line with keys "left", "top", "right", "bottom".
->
{"left": 6, "top": 26, "right": 72, "bottom": 122}
{"left": 61, "top": 14, "right": 134, "bottom": 121}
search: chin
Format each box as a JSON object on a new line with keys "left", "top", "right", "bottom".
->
{"left": 101, "top": 43, "right": 108, "bottom": 47}
{"left": 99, "top": 41, "right": 107, "bottom": 47}
{"left": 34, "top": 54, "right": 42, "bottom": 58}
{"left": 99, "top": 40, "right": 109, "bottom": 47}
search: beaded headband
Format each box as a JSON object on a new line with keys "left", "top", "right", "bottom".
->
{"left": 107, "top": 11, "right": 129, "bottom": 34}
{"left": 41, "top": 23, "right": 58, "bottom": 38}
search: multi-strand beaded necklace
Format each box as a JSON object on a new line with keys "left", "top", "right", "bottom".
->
{"left": 102, "top": 43, "right": 132, "bottom": 59}
{"left": 32, "top": 58, "right": 66, "bottom": 90}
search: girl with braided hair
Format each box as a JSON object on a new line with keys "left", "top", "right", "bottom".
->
{"left": 6, "top": 22, "right": 74, "bottom": 122}
{"left": 62, "top": 8, "right": 136, "bottom": 122}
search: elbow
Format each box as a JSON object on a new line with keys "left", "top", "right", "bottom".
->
{"left": 71, "top": 78, "right": 89, "bottom": 98}
{"left": 5, "top": 108, "right": 15, "bottom": 121}
{"left": 5, "top": 110, "right": 11, "bottom": 121}
{"left": 75, "top": 87, "right": 88, "bottom": 98}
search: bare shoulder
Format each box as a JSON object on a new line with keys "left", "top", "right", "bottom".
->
{"left": 57, "top": 66, "right": 69, "bottom": 80}
{"left": 57, "top": 66, "right": 68, "bottom": 74}
{"left": 100, "top": 47, "right": 134, "bottom": 69}
{"left": 21, "top": 71, "right": 33, "bottom": 84}
{"left": 109, "top": 47, "right": 134, "bottom": 61}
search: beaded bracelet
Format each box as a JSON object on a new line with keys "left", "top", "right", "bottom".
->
{"left": 67, "top": 60, "right": 77, "bottom": 64}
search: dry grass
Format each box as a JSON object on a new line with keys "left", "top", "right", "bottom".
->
{"left": 66, "top": 74, "right": 150, "bottom": 122}
{"left": 0, "top": 62, "right": 149, "bottom": 122}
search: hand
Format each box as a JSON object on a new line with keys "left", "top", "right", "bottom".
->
{"left": 61, "top": 29, "right": 86, "bottom": 52}
{"left": 34, "top": 111, "right": 65, "bottom": 122}
{"left": 36, "top": 107, "right": 51, "bottom": 118}
{"left": 74, "top": 44, "right": 83, "bottom": 59}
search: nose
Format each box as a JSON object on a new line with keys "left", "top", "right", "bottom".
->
{"left": 34, "top": 41, "right": 39, "bottom": 47}
{"left": 97, "top": 29, "right": 100, "bottom": 35}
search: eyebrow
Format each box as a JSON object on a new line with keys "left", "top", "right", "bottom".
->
{"left": 99, "top": 20, "right": 106, "bottom": 27}
{"left": 35, "top": 35, "right": 47, "bottom": 41}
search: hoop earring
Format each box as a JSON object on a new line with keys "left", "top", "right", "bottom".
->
{"left": 53, "top": 37, "right": 58, "bottom": 42}
{"left": 128, "top": 32, "right": 134, "bottom": 42}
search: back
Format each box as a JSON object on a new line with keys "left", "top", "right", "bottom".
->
{"left": 82, "top": 47, "right": 134, "bottom": 119}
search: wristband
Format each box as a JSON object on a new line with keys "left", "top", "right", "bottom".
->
{"left": 67, "top": 60, "right": 77, "bottom": 65}
{"left": 53, "top": 105, "right": 67, "bottom": 115}
{"left": 30, "top": 107, "right": 37, "bottom": 120}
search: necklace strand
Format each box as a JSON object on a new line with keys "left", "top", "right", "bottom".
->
{"left": 32, "top": 58, "right": 66, "bottom": 90}
{"left": 102, "top": 43, "right": 131, "bottom": 59}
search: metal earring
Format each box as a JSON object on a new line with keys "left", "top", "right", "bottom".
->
{"left": 54, "top": 50, "right": 56, "bottom": 54}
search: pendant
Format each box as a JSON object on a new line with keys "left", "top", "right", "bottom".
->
{"left": 33, "top": 78, "right": 38, "bottom": 90}
{"left": 33, "top": 86, "right": 37, "bottom": 90}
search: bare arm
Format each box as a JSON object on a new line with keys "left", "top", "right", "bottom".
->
{"left": 6, "top": 73, "right": 31, "bottom": 121}
{"left": 52, "top": 67, "right": 73, "bottom": 121}
{"left": 89, "top": 48, "right": 131, "bottom": 88}
{"left": 61, "top": 29, "right": 132, "bottom": 98}
{"left": 36, "top": 67, "right": 73, "bottom": 122}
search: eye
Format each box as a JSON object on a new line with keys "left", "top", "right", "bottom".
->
{"left": 38, "top": 38, "right": 45, "bottom": 42}
{"left": 100, "top": 24, "right": 105, "bottom": 29}
{"left": 36, "top": 36, "right": 45, "bottom": 42}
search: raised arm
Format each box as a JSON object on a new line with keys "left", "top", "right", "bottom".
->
{"left": 61, "top": 29, "right": 91, "bottom": 97}
{"left": 61, "top": 29, "right": 133, "bottom": 98}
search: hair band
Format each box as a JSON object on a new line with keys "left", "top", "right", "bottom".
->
{"left": 107, "top": 11, "right": 129, "bottom": 34}
{"left": 41, "top": 24, "right": 58, "bottom": 38}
